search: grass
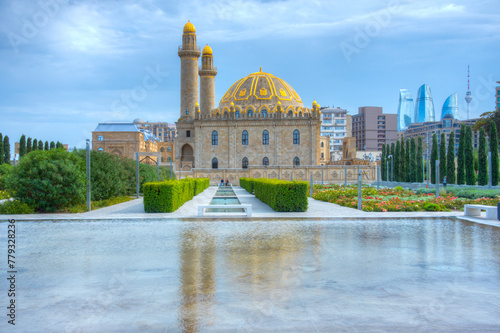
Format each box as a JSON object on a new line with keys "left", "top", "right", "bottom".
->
{"left": 60, "top": 196, "right": 135, "bottom": 213}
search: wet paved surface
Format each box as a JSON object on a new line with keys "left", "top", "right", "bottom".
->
{"left": 2, "top": 186, "right": 498, "bottom": 228}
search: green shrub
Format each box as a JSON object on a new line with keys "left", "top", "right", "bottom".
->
{"left": 394, "top": 186, "right": 404, "bottom": 191}
{"left": 447, "top": 188, "right": 500, "bottom": 199}
{"left": 423, "top": 202, "right": 448, "bottom": 211}
{"left": 0, "top": 190, "right": 9, "bottom": 200}
{"left": 253, "top": 178, "right": 308, "bottom": 212}
{"left": 240, "top": 177, "right": 254, "bottom": 193}
{"left": 0, "top": 200, "right": 35, "bottom": 214}
{"left": 6, "top": 150, "right": 85, "bottom": 212}
{"left": 0, "top": 164, "right": 13, "bottom": 190}
{"left": 143, "top": 178, "right": 209, "bottom": 213}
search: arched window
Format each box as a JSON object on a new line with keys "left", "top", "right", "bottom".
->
{"left": 321, "top": 142, "right": 324, "bottom": 148}
{"left": 98, "top": 148, "right": 104, "bottom": 152}
{"left": 247, "top": 110, "right": 254, "bottom": 117}
{"left": 293, "top": 157, "right": 300, "bottom": 166}
{"left": 263, "top": 157, "right": 269, "bottom": 166}
{"left": 212, "top": 157, "right": 218, "bottom": 169}
{"left": 212, "top": 131, "right": 218, "bottom": 145}
{"left": 242, "top": 130, "right": 248, "bottom": 145}
{"left": 242, "top": 157, "right": 249, "bottom": 169}
{"left": 262, "top": 130, "right": 269, "bottom": 145}
{"left": 160, "top": 147, "right": 165, "bottom": 152}
{"left": 293, "top": 129, "right": 300, "bottom": 145}
{"left": 261, "top": 109, "right": 268, "bottom": 118}
{"left": 288, "top": 111, "right": 293, "bottom": 117}
{"left": 167, "top": 147, "right": 172, "bottom": 152}
{"left": 235, "top": 111, "right": 240, "bottom": 118}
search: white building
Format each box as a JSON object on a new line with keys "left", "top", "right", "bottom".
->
{"left": 319, "top": 107, "right": 352, "bottom": 161}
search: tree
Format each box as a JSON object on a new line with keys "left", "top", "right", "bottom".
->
{"left": 0, "top": 133, "right": 3, "bottom": 165}
{"left": 465, "top": 125, "right": 475, "bottom": 185}
{"left": 3, "top": 136, "right": 10, "bottom": 165}
{"left": 405, "top": 138, "right": 411, "bottom": 182}
{"left": 446, "top": 131, "right": 456, "bottom": 184}
{"left": 44, "top": 141, "right": 49, "bottom": 151}
{"left": 410, "top": 137, "right": 416, "bottom": 182}
{"left": 26, "top": 137, "right": 32, "bottom": 154}
{"left": 50, "top": 141, "right": 55, "bottom": 149}
{"left": 457, "top": 124, "right": 466, "bottom": 185}
{"left": 390, "top": 143, "right": 395, "bottom": 181}
{"left": 38, "top": 140, "right": 43, "bottom": 150}
{"left": 431, "top": 133, "right": 438, "bottom": 184}
{"left": 400, "top": 137, "right": 406, "bottom": 183}
{"left": 33, "top": 139, "right": 38, "bottom": 151}
{"left": 56, "top": 141, "right": 64, "bottom": 149}
{"left": 417, "top": 136, "right": 423, "bottom": 182}
{"left": 478, "top": 128, "right": 488, "bottom": 185}
{"left": 439, "top": 133, "right": 447, "bottom": 184}
{"left": 394, "top": 140, "right": 401, "bottom": 182}
{"left": 381, "top": 144, "right": 386, "bottom": 181}
{"left": 473, "top": 110, "right": 500, "bottom": 141}
{"left": 19, "top": 134, "right": 26, "bottom": 158}
{"left": 490, "top": 120, "right": 499, "bottom": 186}
{"left": 6, "top": 149, "right": 85, "bottom": 212}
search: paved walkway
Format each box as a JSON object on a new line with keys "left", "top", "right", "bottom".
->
{"left": 1, "top": 186, "right": 499, "bottom": 227}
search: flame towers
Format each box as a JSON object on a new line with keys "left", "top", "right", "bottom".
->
{"left": 397, "top": 89, "right": 414, "bottom": 131}
{"left": 441, "top": 92, "right": 460, "bottom": 120}
{"left": 414, "top": 84, "right": 435, "bottom": 123}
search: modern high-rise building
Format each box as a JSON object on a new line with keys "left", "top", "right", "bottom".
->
{"left": 133, "top": 119, "right": 177, "bottom": 142}
{"left": 319, "top": 106, "right": 351, "bottom": 161}
{"left": 397, "top": 89, "right": 414, "bottom": 131}
{"left": 352, "top": 106, "right": 397, "bottom": 151}
{"left": 414, "top": 84, "right": 435, "bottom": 123}
{"left": 441, "top": 92, "right": 460, "bottom": 120}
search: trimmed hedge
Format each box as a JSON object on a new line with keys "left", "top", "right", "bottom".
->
{"left": 143, "top": 178, "right": 209, "bottom": 213}
{"left": 240, "top": 177, "right": 254, "bottom": 193}
{"left": 253, "top": 178, "right": 308, "bottom": 212}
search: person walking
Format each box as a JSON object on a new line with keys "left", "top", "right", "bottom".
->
{"left": 443, "top": 176, "right": 447, "bottom": 188}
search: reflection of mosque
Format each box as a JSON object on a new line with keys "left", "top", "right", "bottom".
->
{"left": 177, "top": 224, "right": 323, "bottom": 332}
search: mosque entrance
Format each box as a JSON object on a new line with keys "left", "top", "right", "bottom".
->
{"left": 181, "top": 144, "right": 194, "bottom": 170}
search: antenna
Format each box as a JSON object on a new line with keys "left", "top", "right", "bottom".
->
{"left": 464, "top": 65, "right": 472, "bottom": 119}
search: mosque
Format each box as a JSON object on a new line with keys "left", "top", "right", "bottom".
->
{"left": 175, "top": 21, "right": 330, "bottom": 174}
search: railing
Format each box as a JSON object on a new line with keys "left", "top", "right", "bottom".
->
{"left": 178, "top": 45, "right": 201, "bottom": 52}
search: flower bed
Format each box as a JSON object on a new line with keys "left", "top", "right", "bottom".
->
{"left": 312, "top": 185, "right": 500, "bottom": 212}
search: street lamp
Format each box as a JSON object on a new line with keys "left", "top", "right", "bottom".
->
{"left": 387, "top": 155, "right": 393, "bottom": 182}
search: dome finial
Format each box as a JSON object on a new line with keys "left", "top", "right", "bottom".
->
{"left": 260, "top": 67, "right": 262, "bottom": 72}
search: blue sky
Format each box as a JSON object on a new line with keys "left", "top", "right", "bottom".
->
{"left": 1, "top": 0, "right": 499, "bottom": 152}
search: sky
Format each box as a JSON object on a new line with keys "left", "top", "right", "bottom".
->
{"left": 1, "top": 0, "right": 499, "bottom": 154}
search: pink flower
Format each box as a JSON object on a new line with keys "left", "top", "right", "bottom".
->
{"left": 382, "top": 209, "right": 387, "bottom": 212}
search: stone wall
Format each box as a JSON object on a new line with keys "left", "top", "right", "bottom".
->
{"left": 185, "top": 165, "right": 377, "bottom": 185}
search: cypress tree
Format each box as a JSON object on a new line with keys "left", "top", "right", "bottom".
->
{"left": 50, "top": 141, "right": 55, "bottom": 149}
{"left": 19, "top": 134, "right": 26, "bottom": 158}
{"left": 405, "top": 138, "right": 411, "bottom": 182}
{"left": 44, "top": 141, "right": 49, "bottom": 151}
{"left": 390, "top": 142, "right": 395, "bottom": 181}
{"left": 410, "top": 137, "right": 416, "bottom": 182}
{"left": 457, "top": 124, "right": 466, "bottom": 184}
{"left": 431, "top": 133, "right": 438, "bottom": 184}
{"left": 417, "top": 136, "right": 423, "bottom": 183}
{"left": 0, "top": 133, "right": 3, "bottom": 165}
{"left": 381, "top": 144, "right": 386, "bottom": 181}
{"left": 3, "top": 136, "right": 10, "bottom": 164}
{"left": 490, "top": 120, "right": 499, "bottom": 186}
{"left": 26, "top": 137, "right": 32, "bottom": 154}
{"left": 38, "top": 140, "right": 44, "bottom": 151}
{"left": 56, "top": 141, "right": 63, "bottom": 149}
{"left": 465, "top": 126, "right": 475, "bottom": 185}
{"left": 33, "top": 139, "right": 38, "bottom": 151}
{"left": 439, "top": 133, "right": 447, "bottom": 184}
{"left": 395, "top": 140, "right": 401, "bottom": 182}
{"left": 446, "top": 131, "right": 456, "bottom": 184}
{"left": 400, "top": 137, "right": 406, "bottom": 182}
{"left": 478, "top": 128, "right": 488, "bottom": 185}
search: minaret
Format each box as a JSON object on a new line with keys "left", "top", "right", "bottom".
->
{"left": 178, "top": 21, "right": 201, "bottom": 120}
{"left": 465, "top": 65, "right": 472, "bottom": 119}
{"left": 199, "top": 44, "right": 217, "bottom": 116}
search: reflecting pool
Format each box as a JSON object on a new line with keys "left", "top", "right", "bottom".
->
{"left": 1, "top": 219, "right": 499, "bottom": 332}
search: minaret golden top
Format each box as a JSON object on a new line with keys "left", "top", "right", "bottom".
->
{"left": 202, "top": 44, "right": 213, "bottom": 56}
{"left": 183, "top": 20, "right": 196, "bottom": 34}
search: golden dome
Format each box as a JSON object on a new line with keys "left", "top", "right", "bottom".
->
{"left": 218, "top": 70, "right": 303, "bottom": 112}
{"left": 183, "top": 21, "right": 195, "bottom": 34}
{"left": 202, "top": 44, "right": 213, "bottom": 56}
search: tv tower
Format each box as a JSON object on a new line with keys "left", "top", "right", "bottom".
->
{"left": 465, "top": 65, "right": 472, "bottom": 119}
